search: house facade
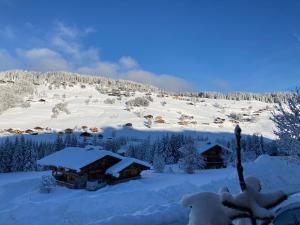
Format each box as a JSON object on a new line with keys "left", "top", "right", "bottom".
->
{"left": 196, "top": 142, "right": 232, "bottom": 169}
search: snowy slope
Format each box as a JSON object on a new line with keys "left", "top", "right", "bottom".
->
{"left": 0, "top": 82, "right": 277, "bottom": 139}
{"left": 0, "top": 156, "right": 299, "bottom": 225}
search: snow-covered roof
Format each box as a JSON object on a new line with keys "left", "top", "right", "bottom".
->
{"left": 196, "top": 142, "right": 232, "bottom": 154}
{"left": 37, "top": 147, "right": 123, "bottom": 171}
{"left": 106, "top": 157, "right": 151, "bottom": 178}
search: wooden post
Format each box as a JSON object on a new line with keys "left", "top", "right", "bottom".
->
{"left": 234, "top": 125, "right": 246, "bottom": 191}
{"left": 235, "top": 125, "right": 257, "bottom": 225}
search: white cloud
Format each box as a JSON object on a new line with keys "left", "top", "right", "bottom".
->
{"left": 0, "top": 49, "right": 18, "bottom": 70}
{"left": 125, "top": 70, "right": 194, "bottom": 92}
{"left": 17, "top": 48, "right": 69, "bottom": 71}
{"left": 212, "top": 78, "right": 230, "bottom": 89}
{"left": 0, "top": 22, "right": 194, "bottom": 92}
{"left": 51, "top": 23, "right": 100, "bottom": 64}
{"left": 119, "top": 56, "right": 139, "bottom": 69}
{"left": 78, "top": 61, "right": 119, "bottom": 77}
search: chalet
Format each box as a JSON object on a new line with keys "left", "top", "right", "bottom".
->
{"left": 5, "top": 128, "right": 15, "bottom": 134}
{"left": 196, "top": 142, "right": 232, "bottom": 169}
{"left": 37, "top": 147, "right": 150, "bottom": 189}
{"left": 34, "top": 127, "right": 44, "bottom": 132}
{"left": 81, "top": 125, "right": 88, "bottom": 131}
{"left": 144, "top": 115, "right": 153, "bottom": 119}
{"left": 25, "top": 129, "right": 34, "bottom": 134}
{"left": 90, "top": 127, "right": 99, "bottom": 133}
{"left": 106, "top": 158, "right": 150, "bottom": 183}
{"left": 80, "top": 132, "right": 92, "bottom": 137}
{"left": 64, "top": 128, "right": 73, "bottom": 134}
{"left": 155, "top": 118, "right": 165, "bottom": 124}
{"left": 214, "top": 117, "right": 225, "bottom": 124}
{"left": 124, "top": 123, "right": 133, "bottom": 128}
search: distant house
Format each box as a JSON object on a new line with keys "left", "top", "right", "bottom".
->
{"left": 37, "top": 147, "right": 150, "bottom": 189}
{"left": 80, "top": 132, "right": 92, "bottom": 137}
{"left": 124, "top": 123, "right": 133, "bottom": 128}
{"left": 34, "top": 127, "right": 44, "bottom": 132}
{"left": 25, "top": 129, "right": 34, "bottom": 134}
{"left": 64, "top": 128, "right": 73, "bottom": 134}
{"left": 196, "top": 142, "right": 232, "bottom": 169}
{"left": 90, "top": 127, "right": 99, "bottom": 133}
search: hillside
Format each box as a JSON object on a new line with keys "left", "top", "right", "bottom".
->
{"left": 0, "top": 70, "right": 281, "bottom": 140}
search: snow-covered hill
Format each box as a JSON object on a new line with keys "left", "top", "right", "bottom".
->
{"left": 0, "top": 70, "right": 280, "bottom": 139}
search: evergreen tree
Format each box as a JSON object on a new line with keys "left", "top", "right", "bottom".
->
{"left": 179, "top": 143, "right": 205, "bottom": 174}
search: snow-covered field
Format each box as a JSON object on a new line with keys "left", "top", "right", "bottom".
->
{"left": 0, "top": 83, "right": 276, "bottom": 139}
{"left": 0, "top": 155, "right": 299, "bottom": 225}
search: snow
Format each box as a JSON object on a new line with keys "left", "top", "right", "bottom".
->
{"left": 37, "top": 147, "right": 123, "bottom": 171}
{"left": 1, "top": 156, "right": 300, "bottom": 225}
{"left": 0, "top": 83, "right": 277, "bottom": 139}
{"left": 106, "top": 157, "right": 151, "bottom": 177}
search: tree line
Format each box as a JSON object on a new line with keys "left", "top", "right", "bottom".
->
{"left": 0, "top": 132, "right": 278, "bottom": 173}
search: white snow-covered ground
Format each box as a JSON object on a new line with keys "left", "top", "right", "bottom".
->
{"left": 0, "top": 155, "right": 299, "bottom": 225}
{"left": 0, "top": 84, "right": 276, "bottom": 139}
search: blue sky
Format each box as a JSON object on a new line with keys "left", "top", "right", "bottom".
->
{"left": 0, "top": 0, "right": 299, "bottom": 92}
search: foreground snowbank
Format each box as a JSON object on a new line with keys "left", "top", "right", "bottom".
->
{"left": 0, "top": 156, "right": 299, "bottom": 225}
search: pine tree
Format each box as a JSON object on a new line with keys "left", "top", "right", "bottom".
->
{"left": 153, "top": 153, "right": 165, "bottom": 173}
{"left": 179, "top": 143, "right": 205, "bottom": 174}
{"left": 271, "top": 90, "right": 300, "bottom": 157}
{"left": 55, "top": 134, "right": 65, "bottom": 151}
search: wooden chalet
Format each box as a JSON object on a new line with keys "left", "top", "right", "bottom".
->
{"left": 106, "top": 158, "right": 151, "bottom": 184}
{"left": 64, "top": 128, "right": 73, "bottom": 134}
{"left": 80, "top": 132, "right": 92, "bottom": 137}
{"left": 196, "top": 142, "right": 232, "bottom": 169}
{"left": 37, "top": 147, "right": 150, "bottom": 189}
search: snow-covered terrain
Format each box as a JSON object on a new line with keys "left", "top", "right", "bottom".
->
{"left": 1, "top": 71, "right": 295, "bottom": 225}
{"left": 0, "top": 75, "right": 277, "bottom": 139}
{"left": 0, "top": 155, "right": 299, "bottom": 225}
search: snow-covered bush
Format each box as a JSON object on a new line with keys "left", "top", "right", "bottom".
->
{"left": 40, "top": 175, "right": 56, "bottom": 193}
{"left": 228, "top": 112, "right": 243, "bottom": 121}
{"left": 21, "top": 101, "right": 31, "bottom": 108}
{"left": 104, "top": 98, "right": 116, "bottom": 104}
{"left": 161, "top": 101, "right": 167, "bottom": 106}
{"left": 179, "top": 144, "right": 205, "bottom": 173}
{"left": 126, "top": 97, "right": 150, "bottom": 107}
{"left": 51, "top": 102, "right": 70, "bottom": 118}
{"left": 145, "top": 95, "right": 153, "bottom": 102}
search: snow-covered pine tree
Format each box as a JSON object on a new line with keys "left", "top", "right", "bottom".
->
{"left": 153, "top": 153, "right": 165, "bottom": 173}
{"left": 54, "top": 134, "right": 65, "bottom": 151}
{"left": 178, "top": 143, "right": 205, "bottom": 174}
{"left": 11, "top": 137, "right": 25, "bottom": 171}
{"left": 271, "top": 89, "right": 300, "bottom": 158}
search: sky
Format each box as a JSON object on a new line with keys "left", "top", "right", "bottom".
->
{"left": 0, "top": 0, "right": 300, "bottom": 92}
